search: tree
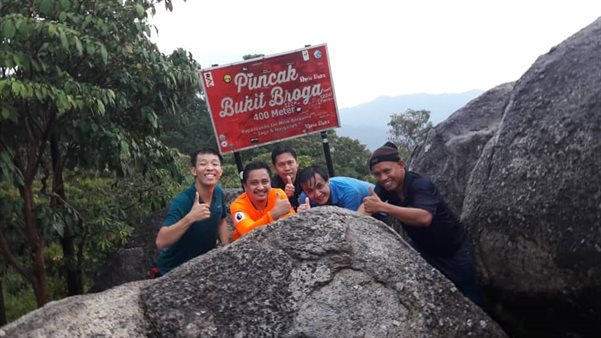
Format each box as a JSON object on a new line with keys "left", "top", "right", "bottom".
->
{"left": 0, "top": 278, "right": 6, "bottom": 326}
{"left": 387, "top": 109, "right": 433, "bottom": 160}
{"left": 237, "top": 130, "right": 372, "bottom": 183}
{"left": 160, "top": 95, "right": 218, "bottom": 155}
{"left": 0, "top": 0, "right": 197, "bottom": 306}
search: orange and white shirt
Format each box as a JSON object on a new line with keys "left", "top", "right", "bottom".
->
{"left": 230, "top": 188, "right": 295, "bottom": 241}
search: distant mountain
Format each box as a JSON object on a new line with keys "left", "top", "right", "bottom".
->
{"left": 337, "top": 90, "right": 484, "bottom": 150}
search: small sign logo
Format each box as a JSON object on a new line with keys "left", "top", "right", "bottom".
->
{"left": 302, "top": 50, "right": 309, "bottom": 61}
{"left": 203, "top": 72, "right": 214, "bottom": 87}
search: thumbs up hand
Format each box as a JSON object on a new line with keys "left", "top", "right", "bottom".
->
{"left": 297, "top": 197, "right": 311, "bottom": 213}
{"left": 362, "top": 188, "right": 383, "bottom": 214}
{"left": 271, "top": 192, "right": 292, "bottom": 220}
{"left": 188, "top": 192, "right": 211, "bottom": 221}
{"left": 284, "top": 175, "right": 295, "bottom": 197}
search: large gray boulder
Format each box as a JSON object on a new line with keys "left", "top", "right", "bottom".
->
{"left": 460, "top": 17, "right": 601, "bottom": 335}
{"left": 0, "top": 207, "right": 507, "bottom": 337}
{"left": 410, "top": 82, "right": 514, "bottom": 215}
{"left": 0, "top": 280, "right": 152, "bottom": 337}
{"left": 140, "top": 207, "right": 504, "bottom": 337}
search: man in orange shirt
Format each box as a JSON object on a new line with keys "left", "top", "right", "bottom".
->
{"left": 231, "top": 161, "right": 306, "bottom": 241}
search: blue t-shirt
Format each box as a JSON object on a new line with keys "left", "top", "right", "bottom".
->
{"left": 374, "top": 171, "right": 465, "bottom": 257}
{"left": 299, "top": 176, "right": 374, "bottom": 211}
{"left": 156, "top": 185, "right": 226, "bottom": 275}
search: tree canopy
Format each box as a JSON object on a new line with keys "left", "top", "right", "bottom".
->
{"left": 0, "top": 0, "right": 198, "bottom": 306}
{"left": 387, "top": 109, "right": 433, "bottom": 161}
{"left": 234, "top": 130, "right": 372, "bottom": 182}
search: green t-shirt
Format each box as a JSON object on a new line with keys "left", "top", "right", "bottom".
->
{"left": 156, "top": 185, "right": 226, "bottom": 275}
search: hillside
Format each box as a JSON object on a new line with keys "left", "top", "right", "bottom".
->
{"left": 337, "top": 90, "right": 484, "bottom": 150}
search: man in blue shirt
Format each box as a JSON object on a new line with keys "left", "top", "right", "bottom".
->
{"left": 298, "top": 165, "right": 374, "bottom": 212}
{"left": 154, "top": 148, "right": 229, "bottom": 276}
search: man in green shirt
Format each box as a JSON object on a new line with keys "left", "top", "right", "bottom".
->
{"left": 154, "top": 148, "right": 229, "bottom": 276}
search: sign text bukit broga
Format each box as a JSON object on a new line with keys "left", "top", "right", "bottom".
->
{"left": 218, "top": 64, "right": 323, "bottom": 120}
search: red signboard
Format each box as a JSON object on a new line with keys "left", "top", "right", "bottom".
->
{"left": 200, "top": 44, "right": 340, "bottom": 154}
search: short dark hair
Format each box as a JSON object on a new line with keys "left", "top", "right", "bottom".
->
{"left": 190, "top": 148, "right": 223, "bottom": 166}
{"left": 242, "top": 161, "right": 272, "bottom": 184}
{"left": 298, "top": 165, "right": 329, "bottom": 186}
{"left": 271, "top": 145, "right": 297, "bottom": 165}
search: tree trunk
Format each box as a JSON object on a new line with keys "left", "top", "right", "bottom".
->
{"left": 50, "top": 136, "right": 83, "bottom": 295}
{"left": 0, "top": 278, "right": 7, "bottom": 326}
{"left": 20, "top": 182, "right": 49, "bottom": 307}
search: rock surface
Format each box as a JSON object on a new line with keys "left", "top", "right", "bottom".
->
{"left": 0, "top": 281, "right": 151, "bottom": 337}
{"left": 140, "top": 207, "right": 505, "bottom": 337}
{"left": 412, "top": 17, "right": 601, "bottom": 337}
{"left": 410, "top": 82, "right": 513, "bottom": 216}
{"left": 461, "top": 17, "right": 601, "bottom": 301}
{"left": 0, "top": 207, "right": 508, "bottom": 337}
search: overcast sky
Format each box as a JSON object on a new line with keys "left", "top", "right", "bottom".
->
{"left": 149, "top": 0, "right": 600, "bottom": 109}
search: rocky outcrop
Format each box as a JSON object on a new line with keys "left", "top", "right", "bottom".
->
{"left": 410, "top": 82, "right": 514, "bottom": 216}
{"left": 1, "top": 207, "right": 506, "bottom": 337}
{"left": 139, "top": 207, "right": 504, "bottom": 337}
{"left": 408, "top": 17, "right": 601, "bottom": 337}
{"left": 462, "top": 15, "right": 601, "bottom": 301}
{"left": 0, "top": 281, "right": 152, "bottom": 337}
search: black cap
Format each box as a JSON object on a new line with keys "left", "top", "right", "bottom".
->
{"left": 369, "top": 142, "right": 401, "bottom": 169}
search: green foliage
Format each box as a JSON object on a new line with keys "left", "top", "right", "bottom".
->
{"left": 328, "top": 134, "right": 373, "bottom": 181}
{"left": 0, "top": 181, "right": 22, "bottom": 231}
{"left": 0, "top": 161, "right": 188, "bottom": 319}
{"left": 235, "top": 130, "right": 372, "bottom": 181}
{"left": 0, "top": 0, "right": 198, "bottom": 181}
{"left": 160, "top": 96, "right": 218, "bottom": 156}
{"left": 62, "top": 165, "right": 186, "bottom": 272}
{"left": 387, "top": 109, "right": 433, "bottom": 161}
{"left": 1, "top": 241, "right": 72, "bottom": 321}
{"left": 2, "top": 270, "right": 37, "bottom": 322}
{"left": 220, "top": 162, "right": 242, "bottom": 189}
{"left": 0, "top": 0, "right": 198, "bottom": 307}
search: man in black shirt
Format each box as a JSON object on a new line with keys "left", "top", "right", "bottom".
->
{"left": 271, "top": 145, "right": 302, "bottom": 210}
{"left": 362, "top": 142, "right": 485, "bottom": 309}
